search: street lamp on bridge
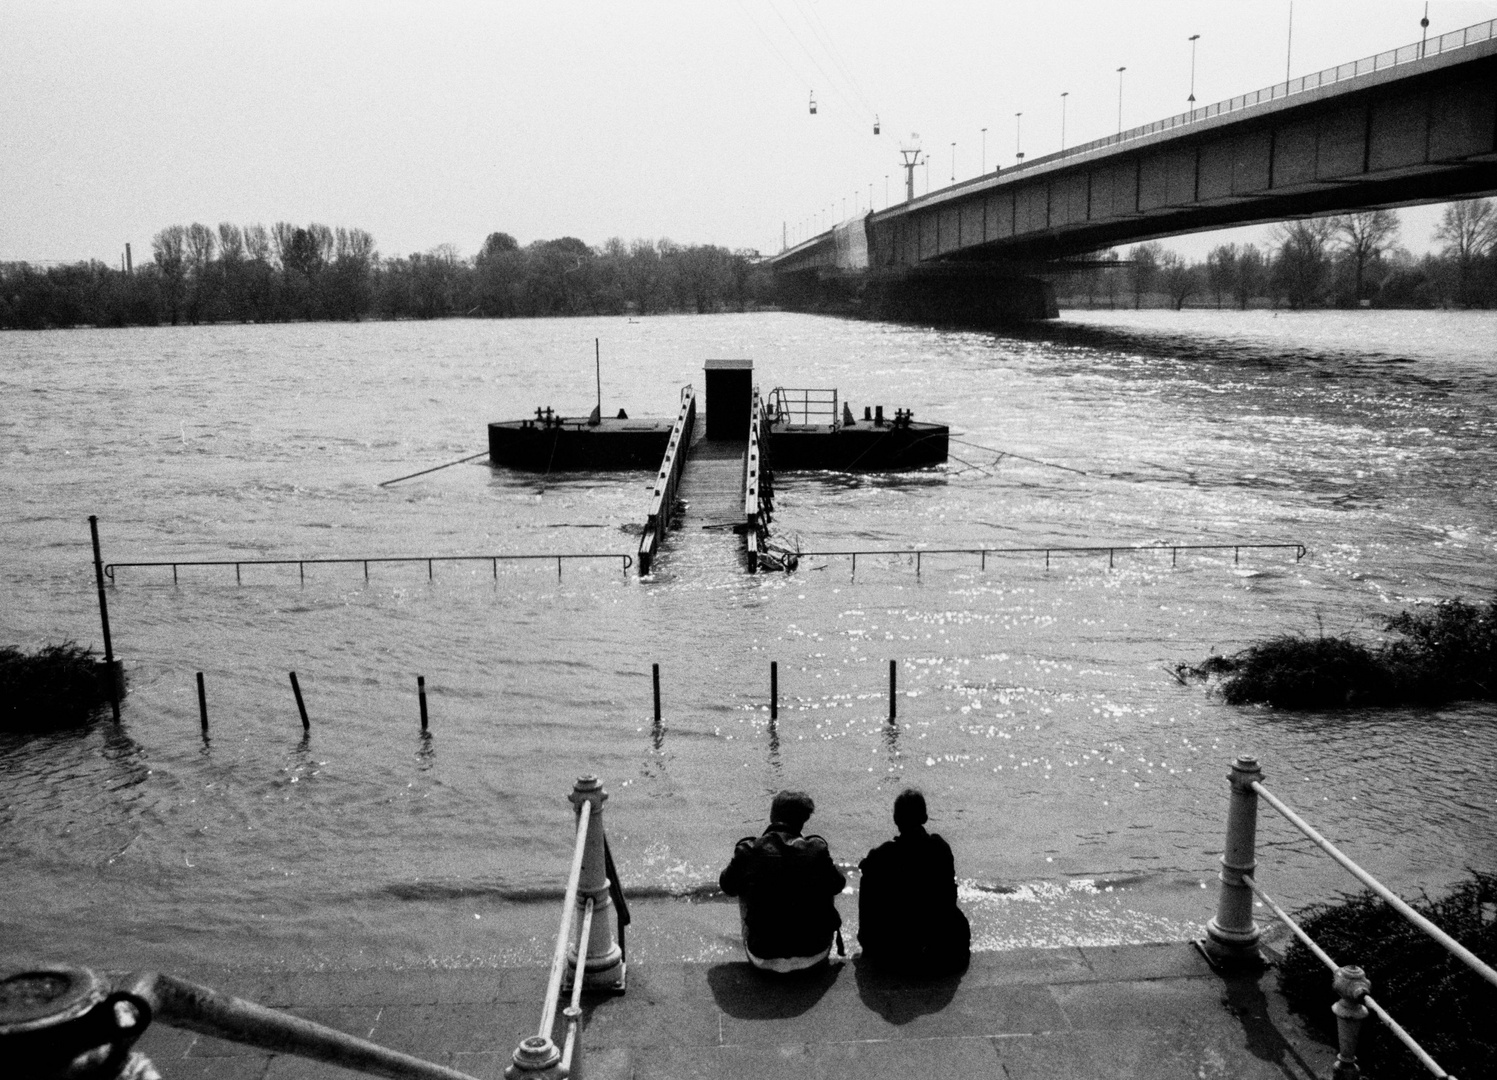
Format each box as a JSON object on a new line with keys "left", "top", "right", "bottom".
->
{"left": 981, "top": 127, "right": 987, "bottom": 174}
{"left": 1188, "top": 34, "right": 1201, "bottom": 116}
{"left": 1015, "top": 112, "right": 1024, "bottom": 162}
{"left": 1060, "top": 91, "right": 1069, "bottom": 151}
{"left": 950, "top": 142, "right": 955, "bottom": 183}
{"left": 1116, "top": 66, "right": 1127, "bottom": 135}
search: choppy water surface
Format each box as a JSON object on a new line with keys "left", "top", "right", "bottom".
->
{"left": 2, "top": 309, "right": 1494, "bottom": 972}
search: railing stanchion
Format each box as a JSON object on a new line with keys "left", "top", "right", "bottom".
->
{"left": 1200, "top": 754, "right": 1265, "bottom": 969}
{"left": 566, "top": 775, "right": 625, "bottom": 991}
{"left": 1332, "top": 966, "right": 1371, "bottom": 1079}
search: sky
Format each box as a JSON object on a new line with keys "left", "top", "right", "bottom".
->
{"left": 4, "top": 0, "right": 1496, "bottom": 267}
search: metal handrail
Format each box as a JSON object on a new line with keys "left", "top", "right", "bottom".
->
{"left": 769, "top": 386, "right": 838, "bottom": 427}
{"left": 1252, "top": 781, "right": 1497, "bottom": 991}
{"left": 802, "top": 541, "right": 1306, "bottom": 575}
{"left": 1243, "top": 876, "right": 1453, "bottom": 1078}
{"left": 105, "top": 552, "right": 633, "bottom": 584}
{"left": 539, "top": 799, "right": 592, "bottom": 1043}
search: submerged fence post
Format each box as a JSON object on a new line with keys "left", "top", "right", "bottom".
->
{"left": 289, "top": 672, "right": 310, "bottom": 731}
{"left": 1331, "top": 965, "right": 1370, "bottom": 1079}
{"left": 1200, "top": 754, "right": 1265, "bottom": 969}
{"left": 567, "top": 775, "right": 626, "bottom": 991}
{"left": 197, "top": 672, "right": 208, "bottom": 735}
{"left": 652, "top": 663, "right": 661, "bottom": 726}
{"left": 770, "top": 661, "right": 778, "bottom": 720}
{"left": 417, "top": 676, "right": 428, "bottom": 732}
{"left": 88, "top": 516, "right": 121, "bottom": 722}
{"left": 889, "top": 660, "right": 897, "bottom": 722}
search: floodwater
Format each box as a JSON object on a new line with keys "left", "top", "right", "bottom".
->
{"left": 2, "top": 308, "right": 1494, "bottom": 975}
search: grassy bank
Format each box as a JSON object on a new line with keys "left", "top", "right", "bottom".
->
{"left": 0, "top": 642, "right": 118, "bottom": 732}
{"left": 1277, "top": 871, "right": 1497, "bottom": 1079}
{"left": 1176, "top": 598, "right": 1496, "bottom": 709}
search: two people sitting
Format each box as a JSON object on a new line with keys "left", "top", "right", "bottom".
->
{"left": 718, "top": 787, "right": 970, "bottom": 975}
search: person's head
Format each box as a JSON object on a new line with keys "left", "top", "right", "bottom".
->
{"left": 892, "top": 788, "right": 927, "bottom": 833}
{"left": 770, "top": 789, "right": 815, "bottom": 830}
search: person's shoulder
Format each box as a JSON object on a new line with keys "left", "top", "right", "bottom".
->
{"left": 859, "top": 837, "right": 898, "bottom": 870}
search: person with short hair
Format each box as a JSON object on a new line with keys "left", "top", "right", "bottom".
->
{"left": 719, "top": 790, "right": 847, "bottom": 972}
{"left": 857, "top": 788, "right": 971, "bottom": 974}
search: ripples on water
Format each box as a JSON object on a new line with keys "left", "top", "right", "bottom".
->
{"left": 2, "top": 310, "right": 1494, "bottom": 971}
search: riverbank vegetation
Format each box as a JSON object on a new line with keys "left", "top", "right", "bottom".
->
{"left": 1175, "top": 597, "right": 1497, "bottom": 709}
{"left": 1, "top": 225, "right": 771, "bottom": 329}
{"left": 1277, "top": 870, "right": 1496, "bottom": 1080}
{"left": 0, "top": 642, "right": 118, "bottom": 732}
{"left": 1060, "top": 199, "right": 1497, "bottom": 311}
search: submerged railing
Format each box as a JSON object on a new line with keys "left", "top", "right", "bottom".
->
{"left": 106, "top": 552, "right": 633, "bottom": 584}
{"left": 637, "top": 386, "right": 697, "bottom": 576}
{"left": 508, "top": 775, "right": 629, "bottom": 1079}
{"left": 801, "top": 541, "right": 1306, "bottom": 576}
{"left": 1202, "top": 756, "right": 1496, "bottom": 1079}
{"left": 744, "top": 385, "right": 769, "bottom": 571}
{"left": 768, "top": 386, "right": 839, "bottom": 427}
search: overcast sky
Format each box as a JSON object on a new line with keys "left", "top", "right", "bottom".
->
{"left": 4, "top": 0, "right": 1495, "bottom": 266}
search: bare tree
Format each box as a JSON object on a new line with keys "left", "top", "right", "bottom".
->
{"left": 1433, "top": 198, "right": 1496, "bottom": 305}
{"left": 1128, "top": 242, "right": 1162, "bottom": 308}
{"left": 1205, "top": 244, "right": 1237, "bottom": 309}
{"left": 1271, "top": 218, "right": 1335, "bottom": 308}
{"left": 1331, "top": 210, "right": 1399, "bottom": 303}
{"left": 1157, "top": 250, "right": 1199, "bottom": 310}
{"left": 1234, "top": 244, "right": 1265, "bottom": 309}
{"left": 151, "top": 225, "right": 187, "bottom": 324}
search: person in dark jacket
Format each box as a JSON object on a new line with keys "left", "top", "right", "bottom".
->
{"left": 857, "top": 788, "right": 970, "bottom": 975}
{"left": 719, "top": 790, "right": 847, "bottom": 972}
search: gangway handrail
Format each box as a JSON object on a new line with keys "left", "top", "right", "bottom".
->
{"left": 768, "top": 386, "right": 838, "bottom": 428}
{"left": 1202, "top": 756, "right": 1491, "bottom": 1079}
{"left": 105, "top": 552, "right": 633, "bottom": 584}
{"left": 637, "top": 386, "right": 696, "bottom": 575}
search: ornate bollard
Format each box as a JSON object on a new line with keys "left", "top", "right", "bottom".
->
{"left": 1331, "top": 965, "right": 1370, "bottom": 1079}
{"left": 1200, "top": 755, "right": 1265, "bottom": 969}
{"left": 568, "top": 775, "right": 626, "bottom": 992}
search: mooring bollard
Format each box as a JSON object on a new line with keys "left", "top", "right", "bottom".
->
{"left": 1331, "top": 965, "right": 1370, "bottom": 1079}
{"left": 770, "top": 661, "right": 778, "bottom": 719}
{"left": 289, "top": 672, "right": 309, "bottom": 731}
{"left": 652, "top": 663, "right": 661, "bottom": 726}
{"left": 196, "top": 672, "right": 208, "bottom": 735}
{"left": 568, "top": 775, "right": 626, "bottom": 990}
{"left": 889, "top": 659, "right": 897, "bottom": 722}
{"left": 1201, "top": 754, "right": 1265, "bottom": 968}
{"left": 417, "top": 675, "right": 429, "bottom": 732}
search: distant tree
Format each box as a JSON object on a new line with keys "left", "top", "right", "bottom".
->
{"left": 1433, "top": 199, "right": 1497, "bottom": 306}
{"left": 1271, "top": 218, "right": 1335, "bottom": 308}
{"left": 152, "top": 225, "right": 188, "bottom": 325}
{"left": 1128, "top": 242, "right": 1162, "bottom": 308}
{"left": 326, "top": 227, "right": 377, "bottom": 320}
{"left": 474, "top": 232, "right": 523, "bottom": 316}
{"left": 1233, "top": 244, "right": 1266, "bottom": 309}
{"left": 1330, "top": 210, "right": 1399, "bottom": 304}
{"left": 1205, "top": 244, "right": 1237, "bottom": 308}
{"left": 1158, "top": 250, "right": 1199, "bottom": 310}
{"left": 182, "top": 223, "right": 217, "bottom": 324}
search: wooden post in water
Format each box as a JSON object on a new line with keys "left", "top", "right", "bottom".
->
{"left": 652, "top": 664, "right": 661, "bottom": 726}
{"left": 289, "top": 672, "right": 310, "bottom": 731}
{"left": 88, "top": 516, "right": 121, "bottom": 722}
{"left": 889, "top": 660, "right": 897, "bottom": 722}
{"left": 770, "top": 661, "right": 778, "bottom": 720}
{"left": 417, "top": 675, "right": 429, "bottom": 732}
{"left": 196, "top": 672, "right": 208, "bottom": 735}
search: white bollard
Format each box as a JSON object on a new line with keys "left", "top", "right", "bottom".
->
{"left": 1200, "top": 755, "right": 1266, "bottom": 970}
{"left": 567, "top": 776, "right": 626, "bottom": 992}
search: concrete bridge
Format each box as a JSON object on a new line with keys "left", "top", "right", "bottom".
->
{"left": 768, "top": 19, "right": 1497, "bottom": 322}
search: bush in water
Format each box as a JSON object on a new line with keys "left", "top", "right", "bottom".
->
{"left": 0, "top": 642, "right": 119, "bottom": 732}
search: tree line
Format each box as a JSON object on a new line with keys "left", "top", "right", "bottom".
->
{"left": 1063, "top": 199, "right": 1497, "bottom": 311}
{"left": 0, "top": 224, "right": 770, "bottom": 330}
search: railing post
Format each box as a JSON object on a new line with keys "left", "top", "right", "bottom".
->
{"left": 1200, "top": 754, "right": 1265, "bottom": 969}
{"left": 1331, "top": 966, "right": 1370, "bottom": 1078}
{"left": 567, "top": 776, "right": 625, "bottom": 992}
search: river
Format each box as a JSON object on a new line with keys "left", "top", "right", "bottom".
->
{"left": 2, "top": 308, "right": 1494, "bottom": 975}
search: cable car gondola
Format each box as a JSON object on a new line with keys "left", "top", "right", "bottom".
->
{"left": 873, "top": 114, "right": 880, "bottom": 135}
{"left": 809, "top": 91, "right": 817, "bottom": 115}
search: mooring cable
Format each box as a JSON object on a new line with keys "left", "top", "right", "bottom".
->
{"left": 378, "top": 451, "right": 489, "bottom": 487}
{"left": 948, "top": 436, "right": 1090, "bottom": 477}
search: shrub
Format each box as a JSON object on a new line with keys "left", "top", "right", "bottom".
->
{"left": 1277, "top": 871, "right": 1497, "bottom": 1079}
{"left": 0, "top": 642, "right": 118, "bottom": 732}
{"left": 1176, "top": 598, "right": 1497, "bottom": 709}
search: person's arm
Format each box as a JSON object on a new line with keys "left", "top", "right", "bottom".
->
{"left": 809, "top": 836, "right": 846, "bottom": 894}
{"left": 934, "top": 834, "right": 958, "bottom": 906}
{"left": 719, "top": 837, "right": 755, "bottom": 896}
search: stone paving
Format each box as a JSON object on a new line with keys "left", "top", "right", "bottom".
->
{"left": 127, "top": 942, "right": 1335, "bottom": 1079}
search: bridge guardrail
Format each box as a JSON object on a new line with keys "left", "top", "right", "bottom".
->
{"left": 1203, "top": 756, "right": 1495, "bottom": 1079}
{"left": 637, "top": 386, "right": 696, "bottom": 576}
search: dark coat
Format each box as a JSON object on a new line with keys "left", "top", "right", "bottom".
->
{"left": 719, "top": 825, "right": 846, "bottom": 961}
{"left": 857, "top": 828, "right": 970, "bottom": 974}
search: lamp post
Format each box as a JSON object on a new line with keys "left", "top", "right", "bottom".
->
{"left": 1420, "top": 1, "right": 1430, "bottom": 58}
{"left": 1060, "top": 91, "right": 1069, "bottom": 151}
{"left": 1188, "top": 34, "right": 1200, "bottom": 116}
{"left": 1116, "top": 66, "right": 1126, "bottom": 135}
{"left": 1015, "top": 111, "right": 1024, "bottom": 161}
{"left": 981, "top": 127, "right": 987, "bottom": 174}
{"left": 950, "top": 142, "right": 955, "bottom": 183}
